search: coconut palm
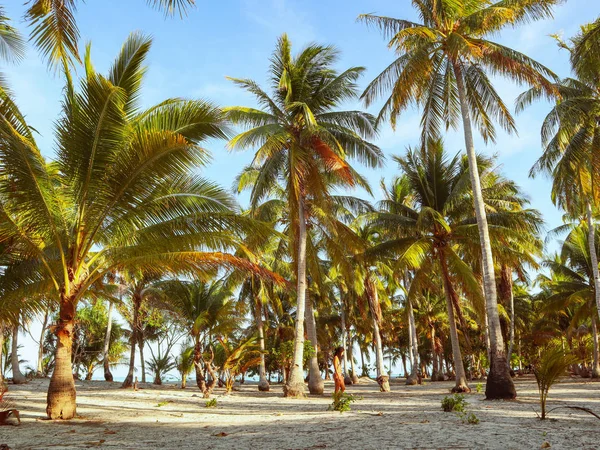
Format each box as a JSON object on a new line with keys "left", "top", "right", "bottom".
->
{"left": 226, "top": 34, "right": 382, "bottom": 396}
{"left": 519, "top": 67, "right": 600, "bottom": 326}
{"left": 359, "top": 0, "right": 559, "bottom": 399}
{"left": 0, "top": 33, "right": 273, "bottom": 419}
{"left": 539, "top": 226, "right": 600, "bottom": 377}
{"left": 369, "top": 141, "right": 543, "bottom": 392}
{"left": 0, "top": 6, "right": 25, "bottom": 91}
{"left": 161, "top": 279, "right": 239, "bottom": 396}
{"left": 24, "top": 0, "right": 195, "bottom": 71}
{"left": 571, "top": 17, "right": 600, "bottom": 84}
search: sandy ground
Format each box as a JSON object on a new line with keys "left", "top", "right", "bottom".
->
{"left": 0, "top": 376, "right": 599, "bottom": 450}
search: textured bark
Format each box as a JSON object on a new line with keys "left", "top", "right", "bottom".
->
{"left": 38, "top": 309, "right": 49, "bottom": 376}
{"left": 305, "top": 294, "right": 324, "bottom": 394}
{"left": 587, "top": 201, "right": 600, "bottom": 324}
{"left": 349, "top": 334, "right": 359, "bottom": 384}
{"left": 430, "top": 326, "right": 444, "bottom": 381}
{"left": 285, "top": 196, "right": 308, "bottom": 398}
{"left": 46, "top": 299, "right": 76, "bottom": 419}
{"left": 406, "top": 296, "right": 419, "bottom": 385}
{"left": 439, "top": 253, "right": 470, "bottom": 393}
{"left": 139, "top": 339, "right": 146, "bottom": 384}
{"left": 11, "top": 325, "right": 26, "bottom": 384}
{"left": 193, "top": 338, "right": 207, "bottom": 392}
{"left": 103, "top": 301, "right": 114, "bottom": 382}
{"left": 592, "top": 314, "right": 600, "bottom": 379}
{"left": 367, "top": 278, "right": 390, "bottom": 392}
{"left": 453, "top": 63, "right": 515, "bottom": 400}
{"left": 503, "top": 266, "right": 516, "bottom": 368}
{"left": 340, "top": 306, "right": 349, "bottom": 376}
{"left": 122, "top": 294, "right": 141, "bottom": 389}
{"left": 0, "top": 325, "right": 4, "bottom": 385}
{"left": 256, "top": 300, "right": 270, "bottom": 392}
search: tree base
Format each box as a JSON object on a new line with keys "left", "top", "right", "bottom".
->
{"left": 46, "top": 382, "right": 77, "bottom": 419}
{"left": 451, "top": 383, "right": 471, "bottom": 393}
{"left": 406, "top": 374, "right": 418, "bottom": 385}
{"left": 344, "top": 375, "right": 353, "bottom": 386}
{"left": 486, "top": 359, "right": 517, "bottom": 400}
{"left": 258, "top": 380, "right": 270, "bottom": 392}
{"left": 377, "top": 375, "right": 391, "bottom": 392}
{"left": 308, "top": 379, "right": 324, "bottom": 395}
{"left": 283, "top": 380, "right": 306, "bottom": 398}
{"left": 431, "top": 371, "right": 445, "bottom": 382}
{"left": 351, "top": 374, "right": 359, "bottom": 384}
{"left": 104, "top": 371, "right": 113, "bottom": 382}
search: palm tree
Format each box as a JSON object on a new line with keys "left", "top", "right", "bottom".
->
{"left": 24, "top": 0, "right": 195, "bottom": 71}
{"left": 370, "top": 141, "right": 542, "bottom": 392}
{"left": 0, "top": 33, "right": 271, "bottom": 419}
{"left": 226, "top": 34, "right": 382, "bottom": 396}
{"left": 0, "top": 6, "right": 25, "bottom": 89}
{"left": 539, "top": 226, "right": 600, "bottom": 377}
{"left": 519, "top": 65, "right": 600, "bottom": 327}
{"left": 571, "top": 17, "right": 600, "bottom": 84}
{"left": 359, "top": 0, "right": 558, "bottom": 399}
{"left": 162, "top": 279, "right": 239, "bottom": 396}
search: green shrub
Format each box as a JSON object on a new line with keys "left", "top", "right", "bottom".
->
{"left": 441, "top": 394, "right": 466, "bottom": 412}
{"left": 328, "top": 392, "right": 356, "bottom": 413}
{"left": 205, "top": 398, "right": 218, "bottom": 408}
{"left": 475, "top": 383, "right": 483, "bottom": 394}
{"left": 459, "top": 411, "right": 480, "bottom": 425}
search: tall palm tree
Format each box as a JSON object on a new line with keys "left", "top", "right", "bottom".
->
{"left": 519, "top": 70, "right": 600, "bottom": 324}
{"left": 0, "top": 33, "right": 270, "bottom": 419}
{"left": 359, "top": 0, "right": 558, "bottom": 399}
{"left": 571, "top": 17, "right": 600, "bottom": 84}
{"left": 24, "top": 0, "right": 196, "bottom": 71}
{"left": 370, "top": 141, "right": 542, "bottom": 392}
{"left": 226, "top": 34, "right": 382, "bottom": 396}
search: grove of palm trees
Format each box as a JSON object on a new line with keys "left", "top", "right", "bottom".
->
{"left": 0, "top": 0, "right": 600, "bottom": 448}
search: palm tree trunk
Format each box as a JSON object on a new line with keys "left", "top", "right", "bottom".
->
{"left": 586, "top": 201, "right": 600, "bottom": 323}
{"left": 11, "top": 324, "right": 26, "bottom": 384}
{"left": 341, "top": 305, "right": 349, "bottom": 376}
{"left": 139, "top": 339, "right": 146, "bottom": 383}
{"left": 103, "top": 301, "right": 114, "bottom": 382}
{"left": 0, "top": 325, "right": 4, "bottom": 385}
{"left": 305, "top": 294, "right": 324, "bottom": 394}
{"left": 256, "top": 300, "right": 270, "bottom": 392}
{"left": 46, "top": 298, "right": 77, "bottom": 419}
{"left": 37, "top": 309, "right": 49, "bottom": 376}
{"left": 439, "top": 253, "right": 470, "bottom": 392}
{"left": 368, "top": 278, "right": 390, "bottom": 392}
{"left": 406, "top": 296, "right": 419, "bottom": 385}
{"left": 349, "top": 333, "right": 359, "bottom": 384}
{"left": 285, "top": 196, "right": 308, "bottom": 397}
{"left": 506, "top": 268, "right": 515, "bottom": 370}
{"left": 592, "top": 313, "right": 600, "bottom": 378}
{"left": 453, "top": 63, "right": 515, "bottom": 399}
{"left": 430, "top": 325, "right": 442, "bottom": 381}
{"left": 122, "top": 296, "right": 140, "bottom": 388}
{"left": 193, "top": 337, "right": 207, "bottom": 392}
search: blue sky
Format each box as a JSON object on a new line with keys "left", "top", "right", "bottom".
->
{"left": 3, "top": 0, "right": 598, "bottom": 378}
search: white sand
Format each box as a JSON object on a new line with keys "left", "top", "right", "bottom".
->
{"left": 0, "top": 376, "right": 599, "bottom": 449}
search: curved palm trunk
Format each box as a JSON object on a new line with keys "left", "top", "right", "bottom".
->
{"left": 406, "top": 296, "right": 419, "bottom": 385}
{"left": 453, "top": 63, "right": 515, "bottom": 399}
{"left": 430, "top": 325, "right": 443, "bottom": 381}
{"left": 586, "top": 201, "right": 600, "bottom": 323}
{"left": 349, "top": 334, "right": 359, "bottom": 384}
{"left": 38, "top": 309, "right": 49, "bottom": 376}
{"left": 340, "top": 306, "right": 349, "bottom": 378}
{"left": 592, "top": 314, "right": 600, "bottom": 379}
{"left": 11, "top": 325, "right": 26, "bottom": 384}
{"left": 439, "top": 253, "right": 470, "bottom": 393}
{"left": 122, "top": 295, "right": 141, "bottom": 389}
{"left": 502, "top": 266, "right": 516, "bottom": 370}
{"left": 139, "top": 339, "right": 146, "bottom": 383}
{"left": 256, "top": 300, "right": 270, "bottom": 392}
{"left": 305, "top": 294, "right": 324, "bottom": 394}
{"left": 47, "top": 298, "right": 76, "bottom": 419}
{"left": 103, "top": 301, "right": 114, "bottom": 382}
{"left": 0, "top": 325, "right": 4, "bottom": 385}
{"left": 193, "top": 337, "right": 207, "bottom": 392}
{"left": 285, "top": 196, "right": 308, "bottom": 397}
{"left": 367, "top": 277, "right": 390, "bottom": 392}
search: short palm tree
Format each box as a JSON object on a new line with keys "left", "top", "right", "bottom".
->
{"left": 226, "top": 34, "right": 382, "bottom": 396}
{"left": 0, "top": 34, "right": 264, "bottom": 419}
{"left": 162, "top": 279, "right": 238, "bottom": 396}
{"left": 359, "top": 0, "right": 558, "bottom": 399}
